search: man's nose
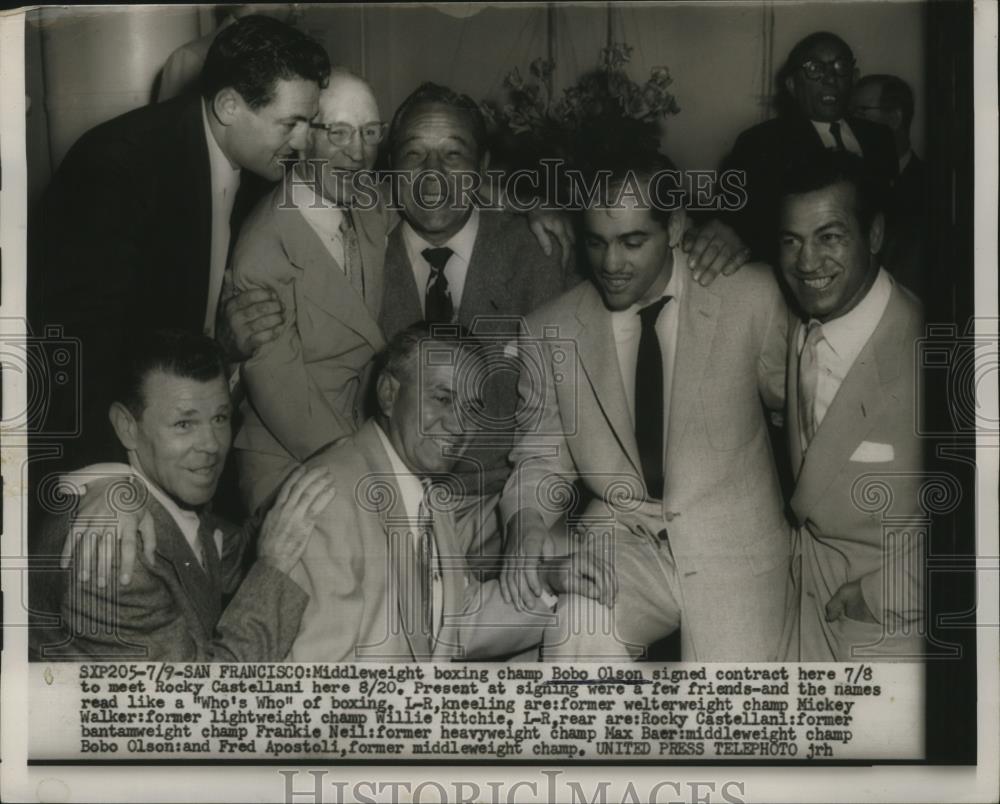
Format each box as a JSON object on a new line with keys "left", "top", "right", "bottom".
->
{"left": 798, "top": 241, "right": 822, "bottom": 274}
{"left": 289, "top": 122, "right": 310, "bottom": 151}
{"left": 602, "top": 244, "right": 625, "bottom": 274}
{"left": 197, "top": 424, "right": 223, "bottom": 454}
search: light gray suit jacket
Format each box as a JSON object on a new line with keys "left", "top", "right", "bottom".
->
{"left": 232, "top": 182, "right": 389, "bottom": 511}
{"left": 288, "top": 420, "right": 549, "bottom": 662}
{"left": 502, "top": 261, "right": 792, "bottom": 659}
{"left": 780, "top": 279, "right": 925, "bottom": 660}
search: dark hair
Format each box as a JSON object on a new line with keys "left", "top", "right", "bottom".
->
{"left": 778, "top": 150, "right": 885, "bottom": 230}
{"left": 574, "top": 118, "right": 680, "bottom": 229}
{"left": 388, "top": 82, "right": 488, "bottom": 158}
{"left": 855, "top": 73, "right": 915, "bottom": 130}
{"left": 116, "top": 330, "right": 227, "bottom": 418}
{"left": 200, "top": 15, "right": 329, "bottom": 109}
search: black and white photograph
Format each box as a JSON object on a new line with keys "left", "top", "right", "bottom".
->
{"left": 0, "top": 2, "right": 996, "bottom": 802}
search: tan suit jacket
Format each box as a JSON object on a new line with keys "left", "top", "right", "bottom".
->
{"left": 232, "top": 182, "right": 389, "bottom": 511}
{"left": 781, "top": 280, "right": 925, "bottom": 660}
{"left": 502, "top": 262, "right": 791, "bottom": 659}
{"left": 288, "top": 421, "right": 548, "bottom": 662}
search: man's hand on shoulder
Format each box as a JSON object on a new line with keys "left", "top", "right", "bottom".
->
{"left": 257, "top": 466, "right": 337, "bottom": 575}
{"left": 680, "top": 216, "right": 752, "bottom": 286}
{"left": 526, "top": 208, "right": 575, "bottom": 270}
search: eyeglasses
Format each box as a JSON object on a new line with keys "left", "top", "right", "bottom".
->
{"left": 798, "top": 58, "right": 855, "bottom": 81}
{"left": 308, "top": 121, "right": 388, "bottom": 147}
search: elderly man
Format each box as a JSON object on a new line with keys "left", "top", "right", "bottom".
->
{"left": 30, "top": 330, "right": 334, "bottom": 662}
{"left": 30, "top": 15, "right": 329, "bottom": 476}
{"left": 722, "top": 31, "right": 897, "bottom": 264}
{"left": 501, "top": 140, "right": 790, "bottom": 662}
{"left": 231, "top": 69, "right": 392, "bottom": 512}
{"left": 774, "top": 151, "right": 924, "bottom": 661}
{"left": 851, "top": 74, "right": 927, "bottom": 298}
{"left": 287, "top": 324, "right": 613, "bottom": 662}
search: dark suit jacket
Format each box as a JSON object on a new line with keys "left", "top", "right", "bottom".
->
{"left": 881, "top": 153, "right": 927, "bottom": 300}
{"left": 29, "top": 496, "right": 307, "bottom": 662}
{"left": 722, "top": 114, "right": 898, "bottom": 264}
{"left": 29, "top": 96, "right": 268, "bottom": 471}
{"left": 379, "top": 209, "right": 576, "bottom": 497}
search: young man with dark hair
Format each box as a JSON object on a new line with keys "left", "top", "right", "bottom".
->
{"left": 774, "top": 150, "right": 924, "bottom": 661}
{"left": 30, "top": 330, "right": 334, "bottom": 662}
{"left": 500, "top": 148, "right": 791, "bottom": 661}
{"left": 30, "top": 15, "right": 329, "bottom": 476}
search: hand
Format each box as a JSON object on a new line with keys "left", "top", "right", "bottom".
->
{"left": 681, "top": 217, "right": 751, "bottom": 286}
{"left": 540, "top": 545, "right": 617, "bottom": 608}
{"left": 217, "top": 271, "right": 285, "bottom": 362}
{"left": 825, "top": 579, "right": 878, "bottom": 624}
{"left": 499, "top": 509, "right": 552, "bottom": 611}
{"left": 257, "top": 466, "right": 336, "bottom": 574}
{"left": 59, "top": 477, "right": 156, "bottom": 587}
{"left": 527, "top": 209, "right": 575, "bottom": 270}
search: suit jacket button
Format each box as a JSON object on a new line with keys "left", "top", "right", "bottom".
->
{"left": 656, "top": 528, "right": 669, "bottom": 543}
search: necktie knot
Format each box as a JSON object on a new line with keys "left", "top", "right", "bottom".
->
{"left": 422, "top": 247, "right": 454, "bottom": 274}
{"left": 638, "top": 296, "right": 671, "bottom": 328}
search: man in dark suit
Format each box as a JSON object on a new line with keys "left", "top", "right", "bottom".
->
{"left": 723, "top": 31, "right": 897, "bottom": 264}
{"left": 851, "top": 74, "right": 927, "bottom": 299}
{"left": 29, "top": 16, "right": 329, "bottom": 474}
{"left": 30, "top": 330, "right": 335, "bottom": 662}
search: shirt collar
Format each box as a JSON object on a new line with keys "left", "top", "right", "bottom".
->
{"left": 373, "top": 423, "right": 425, "bottom": 523}
{"left": 292, "top": 177, "right": 345, "bottom": 239}
{"left": 201, "top": 100, "right": 241, "bottom": 189}
{"left": 899, "top": 149, "right": 913, "bottom": 173}
{"left": 401, "top": 207, "right": 480, "bottom": 264}
{"left": 814, "top": 267, "right": 893, "bottom": 359}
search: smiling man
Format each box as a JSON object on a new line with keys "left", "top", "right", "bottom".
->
{"left": 30, "top": 16, "right": 329, "bottom": 480}
{"left": 775, "top": 151, "right": 924, "bottom": 661}
{"left": 231, "top": 69, "right": 392, "bottom": 512}
{"left": 500, "top": 145, "right": 791, "bottom": 661}
{"left": 722, "top": 31, "right": 897, "bottom": 264}
{"left": 287, "top": 324, "right": 612, "bottom": 662}
{"left": 29, "top": 330, "right": 335, "bottom": 662}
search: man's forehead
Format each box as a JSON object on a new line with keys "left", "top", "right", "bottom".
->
{"left": 142, "top": 371, "right": 230, "bottom": 410}
{"left": 782, "top": 183, "right": 860, "bottom": 225}
{"left": 398, "top": 103, "right": 476, "bottom": 140}
{"left": 318, "top": 77, "right": 380, "bottom": 122}
{"left": 803, "top": 37, "right": 852, "bottom": 62}
{"left": 265, "top": 77, "right": 320, "bottom": 115}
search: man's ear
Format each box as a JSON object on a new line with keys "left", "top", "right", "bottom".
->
{"left": 375, "top": 372, "right": 401, "bottom": 419}
{"left": 109, "top": 402, "right": 139, "bottom": 452}
{"left": 212, "top": 87, "right": 242, "bottom": 127}
{"left": 868, "top": 211, "right": 885, "bottom": 255}
{"left": 888, "top": 108, "right": 904, "bottom": 133}
{"left": 784, "top": 75, "right": 796, "bottom": 99}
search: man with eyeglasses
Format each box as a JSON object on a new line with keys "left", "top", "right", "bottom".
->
{"left": 722, "top": 31, "right": 897, "bottom": 265}
{"left": 228, "top": 68, "right": 395, "bottom": 512}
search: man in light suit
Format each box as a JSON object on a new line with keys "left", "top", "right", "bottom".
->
{"left": 232, "top": 70, "right": 392, "bottom": 512}
{"left": 775, "top": 151, "right": 924, "bottom": 661}
{"left": 500, "top": 145, "right": 791, "bottom": 661}
{"left": 722, "top": 31, "right": 897, "bottom": 264}
{"left": 288, "top": 325, "right": 612, "bottom": 662}
{"left": 30, "top": 330, "right": 334, "bottom": 662}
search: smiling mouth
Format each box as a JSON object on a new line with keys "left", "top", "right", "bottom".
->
{"left": 602, "top": 275, "right": 632, "bottom": 291}
{"left": 801, "top": 276, "right": 835, "bottom": 290}
{"left": 820, "top": 93, "right": 839, "bottom": 104}
{"left": 188, "top": 465, "right": 219, "bottom": 479}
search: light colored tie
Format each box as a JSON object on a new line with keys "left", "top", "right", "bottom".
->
{"left": 339, "top": 211, "right": 365, "bottom": 300}
{"left": 798, "top": 320, "right": 825, "bottom": 454}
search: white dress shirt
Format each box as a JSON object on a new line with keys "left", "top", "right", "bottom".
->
{"left": 796, "top": 268, "right": 893, "bottom": 433}
{"left": 201, "top": 102, "right": 242, "bottom": 337}
{"left": 374, "top": 424, "right": 443, "bottom": 639}
{"left": 401, "top": 208, "right": 480, "bottom": 317}
{"left": 811, "top": 118, "right": 863, "bottom": 156}
{"left": 293, "top": 182, "right": 348, "bottom": 271}
{"left": 611, "top": 247, "right": 685, "bottom": 440}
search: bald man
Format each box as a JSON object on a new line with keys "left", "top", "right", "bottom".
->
{"left": 231, "top": 70, "right": 394, "bottom": 511}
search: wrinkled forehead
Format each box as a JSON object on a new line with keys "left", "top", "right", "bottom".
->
{"left": 395, "top": 102, "right": 480, "bottom": 146}
{"left": 317, "top": 76, "right": 380, "bottom": 123}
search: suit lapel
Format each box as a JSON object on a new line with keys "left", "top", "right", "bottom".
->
{"left": 353, "top": 208, "right": 386, "bottom": 320}
{"left": 787, "top": 319, "right": 805, "bottom": 473}
{"left": 789, "top": 287, "right": 907, "bottom": 522}
{"left": 573, "top": 287, "right": 643, "bottom": 477}
{"left": 666, "top": 279, "right": 721, "bottom": 456}
{"left": 355, "top": 424, "right": 434, "bottom": 661}
{"left": 459, "top": 211, "right": 506, "bottom": 326}
{"left": 179, "top": 98, "right": 213, "bottom": 328}
{"left": 148, "top": 499, "right": 220, "bottom": 637}
{"left": 381, "top": 228, "right": 425, "bottom": 338}
{"left": 279, "top": 204, "right": 385, "bottom": 349}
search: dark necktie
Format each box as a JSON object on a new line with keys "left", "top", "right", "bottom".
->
{"left": 339, "top": 211, "right": 365, "bottom": 300}
{"left": 421, "top": 247, "right": 455, "bottom": 323}
{"left": 829, "top": 121, "right": 847, "bottom": 152}
{"left": 417, "top": 481, "right": 437, "bottom": 642}
{"left": 634, "top": 296, "right": 671, "bottom": 499}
